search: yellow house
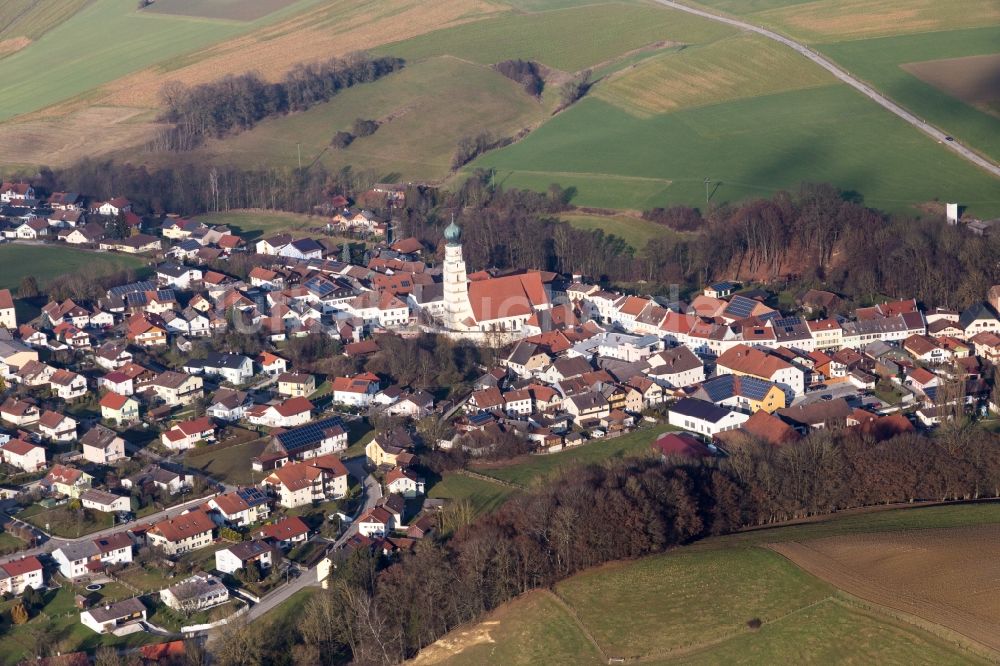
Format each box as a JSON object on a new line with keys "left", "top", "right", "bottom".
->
{"left": 747, "top": 384, "right": 786, "bottom": 414}
{"left": 694, "top": 375, "right": 786, "bottom": 414}
{"left": 277, "top": 372, "right": 316, "bottom": 398}
{"left": 365, "top": 429, "right": 415, "bottom": 468}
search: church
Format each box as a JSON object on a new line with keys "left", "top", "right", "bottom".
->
{"left": 438, "top": 219, "right": 551, "bottom": 336}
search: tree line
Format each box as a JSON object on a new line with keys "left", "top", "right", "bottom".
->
{"left": 152, "top": 53, "right": 404, "bottom": 150}
{"left": 206, "top": 427, "right": 1000, "bottom": 665}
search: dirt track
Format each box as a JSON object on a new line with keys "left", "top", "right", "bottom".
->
{"left": 770, "top": 525, "right": 1000, "bottom": 657}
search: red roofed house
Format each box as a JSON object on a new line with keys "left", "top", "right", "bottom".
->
{"left": 0, "top": 556, "right": 44, "bottom": 595}
{"left": 247, "top": 396, "right": 314, "bottom": 428}
{"left": 716, "top": 344, "right": 805, "bottom": 398}
{"left": 651, "top": 432, "right": 713, "bottom": 459}
{"left": 262, "top": 455, "right": 348, "bottom": 508}
{"left": 331, "top": 372, "right": 380, "bottom": 407}
{"left": 0, "top": 289, "right": 15, "bottom": 329}
{"left": 385, "top": 467, "right": 425, "bottom": 498}
{"left": 357, "top": 506, "right": 397, "bottom": 538}
{"left": 147, "top": 510, "right": 215, "bottom": 555}
{"left": 161, "top": 417, "right": 216, "bottom": 451}
{"left": 0, "top": 438, "right": 45, "bottom": 472}
{"left": 43, "top": 464, "right": 93, "bottom": 498}
{"left": 100, "top": 392, "right": 140, "bottom": 425}
{"left": 253, "top": 515, "right": 309, "bottom": 549}
{"left": 1, "top": 398, "right": 39, "bottom": 426}
{"left": 38, "top": 410, "right": 77, "bottom": 442}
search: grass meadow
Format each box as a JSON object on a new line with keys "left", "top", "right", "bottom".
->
{"left": 427, "top": 473, "right": 519, "bottom": 517}
{"left": 0, "top": 244, "right": 147, "bottom": 290}
{"left": 474, "top": 85, "right": 1000, "bottom": 216}
{"left": 417, "top": 502, "right": 1000, "bottom": 665}
{"left": 560, "top": 212, "right": 675, "bottom": 249}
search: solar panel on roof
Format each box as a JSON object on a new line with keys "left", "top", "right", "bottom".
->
{"left": 724, "top": 295, "right": 756, "bottom": 319}
{"left": 237, "top": 487, "right": 268, "bottom": 506}
{"left": 275, "top": 416, "right": 345, "bottom": 452}
{"left": 108, "top": 280, "right": 158, "bottom": 298}
{"left": 772, "top": 316, "right": 803, "bottom": 328}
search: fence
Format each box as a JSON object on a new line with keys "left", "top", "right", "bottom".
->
{"left": 181, "top": 603, "right": 249, "bottom": 634}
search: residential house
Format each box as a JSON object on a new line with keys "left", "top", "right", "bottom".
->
{"left": 643, "top": 347, "right": 705, "bottom": 388}
{"left": 126, "top": 314, "right": 168, "bottom": 347}
{"left": 365, "top": 428, "right": 416, "bottom": 468}
{"left": 778, "top": 398, "right": 854, "bottom": 431}
{"left": 43, "top": 464, "right": 93, "bottom": 498}
{"left": 716, "top": 344, "right": 805, "bottom": 398}
{"left": 80, "top": 488, "right": 132, "bottom": 513}
{"left": 98, "top": 370, "right": 135, "bottom": 396}
{"left": 161, "top": 574, "right": 229, "bottom": 612}
{"left": 253, "top": 516, "right": 309, "bottom": 549}
{"left": 385, "top": 467, "right": 425, "bottom": 498}
{"left": 1, "top": 398, "right": 39, "bottom": 426}
{"left": 149, "top": 371, "right": 203, "bottom": 406}
{"left": 206, "top": 388, "right": 251, "bottom": 421}
{"left": 246, "top": 397, "right": 314, "bottom": 428}
{"left": 692, "top": 374, "right": 786, "bottom": 414}
{"left": 564, "top": 392, "right": 611, "bottom": 425}
{"left": 331, "top": 372, "right": 380, "bottom": 407}
{"left": 277, "top": 372, "right": 316, "bottom": 398}
{"left": 161, "top": 417, "right": 216, "bottom": 451}
{"left": 100, "top": 392, "right": 140, "bottom": 425}
{"left": 383, "top": 390, "right": 435, "bottom": 419}
{"left": 206, "top": 487, "right": 271, "bottom": 527}
{"left": 81, "top": 598, "right": 147, "bottom": 634}
{"left": 215, "top": 540, "right": 274, "bottom": 575}
{"left": 357, "top": 506, "right": 396, "bottom": 538}
{"left": 652, "top": 432, "right": 714, "bottom": 458}
{"left": 0, "top": 439, "right": 45, "bottom": 472}
{"left": 121, "top": 465, "right": 191, "bottom": 495}
{"left": 668, "top": 398, "right": 750, "bottom": 436}
{"left": 155, "top": 264, "right": 203, "bottom": 290}
{"left": 252, "top": 416, "right": 347, "bottom": 470}
{"left": 258, "top": 351, "right": 288, "bottom": 376}
{"left": 262, "top": 455, "right": 349, "bottom": 508}
{"left": 38, "top": 410, "right": 77, "bottom": 442}
{"left": 53, "top": 533, "right": 132, "bottom": 579}
{"left": 184, "top": 352, "right": 254, "bottom": 385}
{"left": 147, "top": 510, "right": 216, "bottom": 555}
{"left": 0, "top": 289, "right": 14, "bottom": 329}
{"left": 0, "top": 557, "right": 44, "bottom": 596}
{"left": 49, "top": 369, "right": 87, "bottom": 400}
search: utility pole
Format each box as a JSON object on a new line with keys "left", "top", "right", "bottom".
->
{"left": 297, "top": 142, "right": 302, "bottom": 169}
{"left": 704, "top": 177, "right": 711, "bottom": 205}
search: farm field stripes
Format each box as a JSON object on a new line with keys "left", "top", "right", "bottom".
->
{"left": 374, "top": 2, "right": 736, "bottom": 73}
{"left": 0, "top": 0, "right": 325, "bottom": 122}
{"left": 594, "top": 32, "right": 834, "bottom": 116}
{"left": 472, "top": 86, "right": 1000, "bottom": 216}
{"left": 141, "top": 0, "right": 305, "bottom": 22}
{"left": 689, "top": 0, "right": 1000, "bottom": 42}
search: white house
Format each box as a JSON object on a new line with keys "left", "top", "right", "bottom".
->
{"left": 356, "top": 506, "right": 397, "bottom": 538}
{"left": 161, "top": 417, "right": 216, "bottom": 451}
{"left": 184, "top": 353, "right": 254, "bottom": 385}
{"left": 385, "top": 468, "right": 425, "bottom": 498}
{"left": 81, "top": 598, "right": 146, "bottom": 634}
{"left": 52, "top": 533, "right": 132, "bottom": 579}
{"left": 207, "top": 488, "right": 271, "bottom": 527}
{"left": 80, "top": 489, "right": 132, "bottom": 514}
{"left": 0, "top": 438, "right": 45, "bottom": 472}
{"left": 156, "top": 264, "right": 204, "bottom": 290}
{"left": 38, "top": 410, "right": 77, "bottom": 442}
{"left": 330, "top": 372, "right": 380, "bottom": 407}
{"left": 246, "top": 397, "right": 313, "bottom": 428}
{"left": 644, "top": 346, "right": 705, "bottom": 388}
{"left": 716, "top": 344, "right": 805, "bottom": 398}
{"left": 147, "top": 510, "right": 215, "bottom": 555}
{"left": 0, "top": 556, "right": 44, "bottom": 595}
{"left": 668, "top": 398, "right": 749, "bottom": 436}
{"left": 215, "top": 540, "right": 273, "bottom": 575}
{"left": 160, "top": 574, "right": 229, "bottom": 612}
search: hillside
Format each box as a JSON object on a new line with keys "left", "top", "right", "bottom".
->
{"left": 415, "top": 502, "right": 1000, "bottom": 665}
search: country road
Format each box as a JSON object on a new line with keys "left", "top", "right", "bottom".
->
{"left": 652, "top": 0, "right": 1000, "bottom": 180}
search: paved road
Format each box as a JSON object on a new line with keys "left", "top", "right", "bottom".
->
{"left": 652, "top": 0, "right": 1000, "bottom": 180}
{"left": 214, "top": 458, "right": 380, "bottom": 628}
{"left": 0, "top": 493, "right": 217, "bottom": 563}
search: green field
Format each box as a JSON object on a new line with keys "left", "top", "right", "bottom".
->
{"left": 427, "top": 472, "right": 518, "bottom": 517}
{"left": 0, "top": 244, "right": 147, "bottom": 290}
{"left": 595, "top": 33, "right": 833, "bottom": 117}
{"left": 193, "top": 56, "right": 552, "bottom": 181}
{"left": 474, "top": 424, "right": 670, "bottom": 487}
{"left": 0, "top": 0, "right": 323, "bottom": 122}
{"left": 194, "top": 209, "right": 324, "bottom": 239}
{"left": 0, "top": 0, "right": 89, "bottom": 43}
{"left": 820, "top": 27, "right": 1000, "bottom": 163}
{"left": 561, "top": 212, "right": 679, "bottom": 249}
{"left": 184, "top": 437, "right": 268, "bottom": 486}
{"left": 375, "top": 3, "right": 735, "bottom": 73}
{"left": 420, "top": 502, "right": 1000, "bottom": 665}
{"left": 474, "top": 85, "right": 1000, "bottom": 216}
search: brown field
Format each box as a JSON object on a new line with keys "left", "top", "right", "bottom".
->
{"left": 99, "top": 0, "right": 506, "bottom": 109}
{"left": 770, "top": 524, "right": 1000, "bottom": 656}
{"left": 0, "top": 106, "right": 162, "bottom": 167}
{"left": 0, "top": 37, "right": 30, "bottom": 58}
{"left": 143, "top": 0, "right": 303, "bottom": 22}
{"left": 903, "top": 53, "right": 1000, "bottom": 118}
{"left": 758, "top": 0, "right": 1000, "bottom": 42}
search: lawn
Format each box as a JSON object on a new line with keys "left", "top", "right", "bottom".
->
{"left": 0, "top": 244, "right": 147, "bottom": 290}
{"left": 418, "top": 501, "right": 1000, "bottom": 665}
{"left": 0, "top": 529, "right": 26, "bottom": 555}
{"left": 427, "top": 473, "right": 518, "bottom": 517}
{"left": 560, "top": 212, "right": 676, "bottom": 250}
{"left": 474, "top": 424, "right": 671, "bottom": 487}
{"left": 0, "top": 585, "right": 162, "bottom": 664}
{"left": 193, "top": 209, "right": 324, "bottom": 241}
{"left": 19, "top": 505, "right": 114, "bottom": 538}
{"left": 0, "top": 0, "right": 326, "bottom": 122}
{"left": 184, "top": 437, "right": 268, "bottom": 486}
{"left": 820, "top": 27, "right": 1000, "bottom": 164}
{"left": 474, "top": 85, "right": 1000, "bottom": 217}
{"left": 192, "top": 56, "right": 552, "bottom": 182}
{"left": 556, "top": 546, "right": 832, "bottom": 658}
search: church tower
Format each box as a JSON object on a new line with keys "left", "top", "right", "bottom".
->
{"left": 442, "top": 218, "right": 473, "bottom": 330}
